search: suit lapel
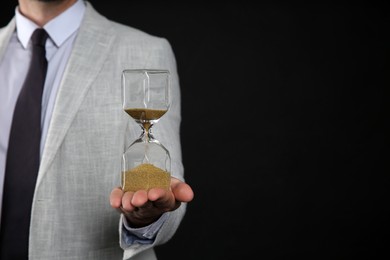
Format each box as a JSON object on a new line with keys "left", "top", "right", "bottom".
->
{"left": 37, "top": 3, "right": 115, "bottom": 186}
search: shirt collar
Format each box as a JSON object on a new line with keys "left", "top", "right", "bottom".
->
{"left": 15, "top": 0, "right": 86, "bottom": 49}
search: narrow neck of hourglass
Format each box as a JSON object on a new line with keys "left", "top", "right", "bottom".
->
{"left": 140, "top": 122, "right": 155, "bottom": 142}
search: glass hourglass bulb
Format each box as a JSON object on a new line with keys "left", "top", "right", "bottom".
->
{"left": 121, "top": 69, "right": 171, "bottom": 192}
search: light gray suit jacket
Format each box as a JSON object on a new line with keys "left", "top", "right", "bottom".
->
{"left": 0, "top": 1, "right": 186, "bottom": 259}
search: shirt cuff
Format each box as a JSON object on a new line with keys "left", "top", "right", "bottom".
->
{"left": 121, "top": 212, "right": 169, "bottom": 245}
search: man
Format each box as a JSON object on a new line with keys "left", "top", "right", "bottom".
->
{"left": 0, "top": 0, "right": 194, "bottom": 259}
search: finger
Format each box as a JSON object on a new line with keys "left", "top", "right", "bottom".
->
{"left": 110, "top": 187, "right": 124, "bottom": 209}
{"left": 122, "top": 191, "right": 136, "bottom": 212}
{"left": 147, "top": 188, "right": 167, "bottom": 202}
{"left": 148, "top": 188, "right": 176, "bottom": 211}
{"left": 131, "top": 190, "right": 148, "bottom": 208}
{"left": 171, "top": 178, "right": 194, "bottom": 203}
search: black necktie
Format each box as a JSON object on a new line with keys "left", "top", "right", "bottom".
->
{"left": 0, "top": 28, "right": 49, "bottom": 259}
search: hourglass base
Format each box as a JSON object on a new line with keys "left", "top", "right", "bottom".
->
{"left": 122, "top": 163, "right": 170, "bottom": 192}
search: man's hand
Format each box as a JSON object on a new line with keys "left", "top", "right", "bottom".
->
{"left": 110, "top": 177, "right": 194, "bottom": 227}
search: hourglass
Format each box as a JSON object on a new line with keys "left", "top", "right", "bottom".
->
{"left": 121, "top": 69, "right": 171, "bottom": 192}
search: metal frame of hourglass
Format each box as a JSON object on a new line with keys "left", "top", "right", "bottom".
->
{"left": 121, "top": 69, "right": 171, "bottom": 192}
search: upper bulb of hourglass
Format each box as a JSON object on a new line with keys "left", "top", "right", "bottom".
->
{"left": 122, "top": 69, "right": 170, "bottom": 132}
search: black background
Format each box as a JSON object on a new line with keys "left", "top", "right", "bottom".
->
{"left": 1, "top": 1, "right": 388, "bottom": 259}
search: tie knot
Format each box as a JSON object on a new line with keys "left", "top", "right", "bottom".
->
{"left": 31, "top": 28, "right": 49, "bottom": 47}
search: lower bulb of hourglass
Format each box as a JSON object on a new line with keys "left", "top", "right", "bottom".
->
{"left": 122, "top": 140, "right": 171, "bottom": 192}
